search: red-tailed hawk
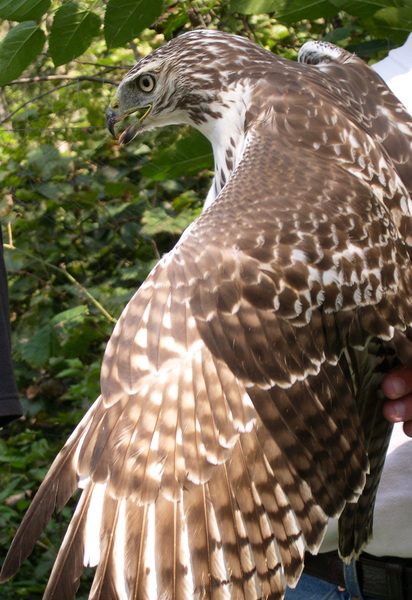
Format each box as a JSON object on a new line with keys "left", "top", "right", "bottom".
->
{"left": 2, "top": 30, "right": 412, "bottom": 600}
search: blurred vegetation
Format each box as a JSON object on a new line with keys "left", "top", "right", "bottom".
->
{"left": 0, "top": 0, "right": 411, "bottom": 596}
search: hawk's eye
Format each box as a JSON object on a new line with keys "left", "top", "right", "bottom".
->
{"left": 137, "top": 74, "right": 156, "bottom": 93}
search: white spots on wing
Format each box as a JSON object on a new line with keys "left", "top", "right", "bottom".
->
{"left": 322, "top": 268, "right": 340, "bottom": 286}
{"left": 294, "top": 299, "right": 303, "bottom": 314}
{"left": 353, "top": 288, "right": 362, "bottom": 304}
{"left": 78, "top": 474, "right": 90, "bottom": 489}
{"left": 291, "top": 248, "right": 308, "bottom": 264}
{"left": 400, "top": 194, "right": 412, "bottom": 216}
{"left": 393, "top": 267, "right": 400, "bottom": 285}
{"left": 335, "top": 292, "right": 344, "bottom": 309}
{"left": 316, "top": 289, "right": 325, "bottom": 304}
{"left": 135, "top": 325, "right": 148, "bottom": 351}
{"left": 151, "top": 389, "right": 163, "bottom": 408}
{"left": 162, "top": 306, "right": 172, "bottom": 329}
{"left": 256, "top": 233, "right": 265, "bottom": 247}
{"left": 84, "top": 482, "right": 106, "bottom": 567}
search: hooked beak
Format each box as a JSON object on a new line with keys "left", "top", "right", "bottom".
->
{"left": 106, "top": 102, "right": 152, "bottom": 146}
{"left": 106, "top": 105, "right": 119, "bottom": 138}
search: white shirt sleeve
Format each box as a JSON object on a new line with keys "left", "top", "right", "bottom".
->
{"left": 372, "top": 33, "right": 412, "bottom": 115}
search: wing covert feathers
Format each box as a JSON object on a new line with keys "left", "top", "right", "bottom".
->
{"left": 2, "top": 36, "right": 412, "bottom": 600}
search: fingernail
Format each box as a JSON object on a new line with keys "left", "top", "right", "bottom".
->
{"left": 390, "top": 400, "right": 406, "bottom": 421}
{"left": 387, "top": 377, "right": 405, "bottom": 398}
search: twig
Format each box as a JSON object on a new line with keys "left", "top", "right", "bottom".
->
{"left": 3, "top": 242, "right": 117, "bottom": 324}
{"left": 5, "top": 75, "right": 119, "bottom": 86}
{"left": 0, "top": 78, "right": 118, "bottom": 126}
{"left": 238, "top": 15, "right": 257, "bottom": 42}
{"left": 16, "top": 269, "right": 67, "bottom": 297}
{"left": 129, "top": 41, "right": 141, "bottom": 61}
{"left": 7, "top": 222, "right": 12, "bottom": 247}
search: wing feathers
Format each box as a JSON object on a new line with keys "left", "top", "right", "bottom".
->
{"left": 43, "top": 482, "right": 95, "bottom": 600}
{"left": 4, "top": 38, "right": 412, "bottom": 600}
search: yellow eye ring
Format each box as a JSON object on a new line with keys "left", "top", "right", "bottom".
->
{"left": 137, "top": 74, "right": 156, "bottom": 93}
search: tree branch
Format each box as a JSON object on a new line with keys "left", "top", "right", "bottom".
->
{"left": 0, "top": 78, "right": 118, "bottom": 126}
{"left": 4, "top": 75, "right": 120, "bottom": 86}
{"left": 4, "top": 242, "right": 117, "bottom": 325}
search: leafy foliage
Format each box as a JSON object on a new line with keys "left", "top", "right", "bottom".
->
{"left": 0, "top": 0, "right": 410, "bottom": 596}
{"left": 0, "top": 21, "right": 46, "bottom": 85}
{"left": 49, "top": 2, "right": 102, "bottom": 67}
{"left": 104, "top": 0, "right": 165, "bottom": 48}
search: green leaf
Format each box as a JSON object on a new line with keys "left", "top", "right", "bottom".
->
{"left": 0, "top": 0, "right": 50, "bottom": 21}
{"left": 104, "top": 0, "right": 164, "bottom": 48}
{"left": 141, "top": 206, "right": 202, "bottom": 236}
{"left": 140, "top": 131, "right": 213, "bottom": 181}
{"left": 230, "top": 0, "right": 284, "bottom": 13}
{"left": 231, "top": 0, "right": 338, "bottom": 20}
{"left": 330, "top": 0, "right": 399, "bottom": 18}
{"left": 361, "top": 6, "right": 412, "bottom": 44}
{"left": 20, "top": 324, "right": 51, "bottom": 368}
{"left": 0, "top": 22, "right": 45, "bottom": 85}
{"left": 50, "top": 305, "right": 88, "bottom": 330}
{"left": 276, "top": 0, "right": 338, "bottom": 21}
{"left": 347, "top": 38, "right": 397, "bottom": 56}
{"left": 49, "top": 2, "right": 101, "bottom": 67}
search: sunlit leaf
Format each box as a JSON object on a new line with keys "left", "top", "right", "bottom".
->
{"left": 141, "top": 206, "right": 202, "bottom": 236}
{"left": 230, "top": 0, "right": 284, "bottom": 14}
{"left": 231, "top": 0, "right": 337, "bottom": 20}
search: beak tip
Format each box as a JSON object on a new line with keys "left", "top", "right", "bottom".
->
{"left": 106, "top": 106, "right": 119, "bottom": 138}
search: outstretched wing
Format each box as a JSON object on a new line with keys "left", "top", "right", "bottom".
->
{"left": 3, "top": 102, "right": 412, "bottom": 599}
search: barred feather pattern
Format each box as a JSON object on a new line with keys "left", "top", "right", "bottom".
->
{"left": 2, "top": 30, "right": 412, "bottom": 600}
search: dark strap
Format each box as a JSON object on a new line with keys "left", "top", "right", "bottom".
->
{"left": 304, "top": 551, "right": 412, "bottom": 600}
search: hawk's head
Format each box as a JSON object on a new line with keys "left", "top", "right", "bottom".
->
{"left": 106, "top": 29, "right": 276, "bottom": 145}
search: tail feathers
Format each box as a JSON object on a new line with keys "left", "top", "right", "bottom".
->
{"left": 337, "top": 343, "right": 397, "bottom": 559}
{"left": 7, "top": 415, "right": 331, "bottom": 600}
{"left": 43, "top": 483, "right": 95, "bottom": 600}
{"left": 89, "top": 492, "right": 126, "bottom": 600}
{"left": 338, "top": 418, "right": 392, "bottom": 560}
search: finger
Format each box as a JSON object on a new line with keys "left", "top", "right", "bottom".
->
{"left": 381, "top": 366, "right": 412, "bottom": 400}
{"left": 382, "top": 395, "right": 412, "bottom": 424}
{"left": 404, "top": 420, "right": 412, "bottom": 438}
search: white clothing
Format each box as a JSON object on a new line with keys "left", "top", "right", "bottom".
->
{"left": 321, "top": 424, "right": 412, "bottom": 556}
{"left": 372, "top": 33, "right": 412, "bottom": 115}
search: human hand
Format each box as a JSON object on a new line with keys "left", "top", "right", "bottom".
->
{"left": 381, "top": 366, "right": 412, "bottom": 438}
